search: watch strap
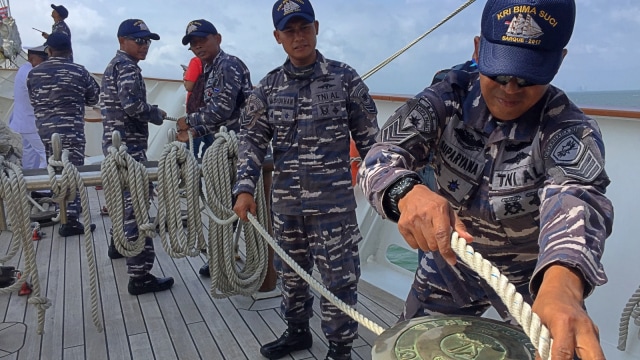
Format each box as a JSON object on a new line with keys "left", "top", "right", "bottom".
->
{"left": 384, "top": 176, "right": 422, "bottom": 222}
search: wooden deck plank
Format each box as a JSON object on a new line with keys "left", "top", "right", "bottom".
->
{"left": 64, "top": 235, "right": 85, "bottom": 348}
{"left": 129, "top": 332, "right": 154, "bottom": 360}
{"left": 63, "top": 346, "right": 85, "bottom": 360}
{"left": 151, "top": 236, "right": 203, "bottom": 325}
{"left": 186, "top": 321, "right": 223, "bottom": 359}
{"left": 93, "top": 188, "right": 132, "bottom": 360}
{"left": 138, "top": 293, "right": 178, "bottom": 360}
{"left": 0, "top": 187, "right": 410, "bottom": 359}
{"left": 39, "top": 222, "right": 66, "bottom": 360}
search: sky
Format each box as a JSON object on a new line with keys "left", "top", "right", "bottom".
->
{"left": 7, "top": 0, "right": 640, "bottom": 95}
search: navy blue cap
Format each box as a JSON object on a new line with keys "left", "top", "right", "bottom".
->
{"left": 478, "top": 0, "right": 575, "bottom": 85}
{"left": 117, "top": 19, "right": 160, "bottom": 40}
{"left": 44, "top": 32, "right": 71, "bottom": 51}
{"left": 272, "top": 0, "right": 315, "bottom": 31}
{"left": 51, "top": 4, "right": 68, "bottom": 19}
{"left": 182, "top": 19, "right": 218, "bottom": 46}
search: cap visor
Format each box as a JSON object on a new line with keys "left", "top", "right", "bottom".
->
{"left": 478, "top": 39, "right": 563, "bottom": 85}
{"left": 128, "top": 31, "right": 160, "bottom": 41}
{"left": 276, "top": 14, "right": 315, "bottom": 31}
{"left": 181, "top": 31, "right": 211, "bottom": 45}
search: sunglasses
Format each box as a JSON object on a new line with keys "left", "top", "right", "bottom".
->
{"left": 126, "top": 37, "right": 152, "bottom": 46}
{"left": 487, "top": 75, "right": 537, "bottom": 88}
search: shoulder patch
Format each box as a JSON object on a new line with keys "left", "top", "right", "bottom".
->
{"left": 351, "top": 82, "right": 376, "bottom": 114}
{"left": 402, "top": 98, "right": 436, "bottom": 134}
{"left": 545, "top": 128, "right": 604, "bottom": 182}
{"left": 550, "top": 134, "right": 584, "bottom": 164}
{"left": 380, "top": 98, "right": 435, "bottom": 144}
{"left": 241, "top": 94, "right": 266, "bottom": 128}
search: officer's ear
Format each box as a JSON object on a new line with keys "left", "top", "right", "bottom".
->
{"left": 472, "top": 36, "right": 480, "bottom": 63}
{"left": 273, "top": 29, "right": 282, "bottom": 44}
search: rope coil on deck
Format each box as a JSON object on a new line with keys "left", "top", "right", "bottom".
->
{"left": 155, "top": 137, "right": 205, "bottom": 258}
{"left": 200, "top": 127, "right": 269, "bottom": 298}
{"left": 101, "top": 143, "right": 154, "bottom": 257}
{"left": 0, "top": 155, "right": 50, "bottom": 334}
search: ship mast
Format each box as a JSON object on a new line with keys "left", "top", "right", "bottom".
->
{"left": 0, "top": 0, "right": 24, "bottom": 69}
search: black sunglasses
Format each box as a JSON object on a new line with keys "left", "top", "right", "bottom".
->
{"left": 487, "top": 75, "right": 537, "bottom": 88}
{"left": 126, "top": 37, "right": 152, "bottom": 46}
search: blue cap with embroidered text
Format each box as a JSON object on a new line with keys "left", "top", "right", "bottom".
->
{"left": 181, "top": 19, "right": 218, "bottom": 46}
{"left": 51, "top": 4, "right": 68, "bottom": 19}
{"left": 272, "top": 0, "right": 315, "bottom": 31}
{"left": 44, "top": 32, "right": 71, "bottom": 51}
{"left": 117, "top": 19, "right": 160, "bottom": 40}
{"left": 478, "top": 0, "right": 575, "bottom": 85}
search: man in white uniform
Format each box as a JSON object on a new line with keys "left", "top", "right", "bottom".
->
{"left": 9, "top": 45, "right": 48, "bottom": 170}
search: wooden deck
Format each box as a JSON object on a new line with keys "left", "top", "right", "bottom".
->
{"left": 0, "top": 187, "right": 404, "bottom": 360}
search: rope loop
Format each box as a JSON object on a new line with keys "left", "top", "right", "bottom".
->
{"left": 156, "top": 140, "right": 205, "bottom": 258}
{"left": 200, "top": 127, "right": 269, "bottom": 298}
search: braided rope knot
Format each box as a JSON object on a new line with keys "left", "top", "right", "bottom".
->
{"left": 47, "top": 150, "right": 77, "bottom": 206}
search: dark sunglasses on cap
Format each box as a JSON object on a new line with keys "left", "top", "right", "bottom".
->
{"left": 487, "top": 75, "right": 537, "bottom": 88}
{"left": 126, "top": 37, "right": 152, "bottom": 46}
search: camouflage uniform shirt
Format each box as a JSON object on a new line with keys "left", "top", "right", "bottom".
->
{"left": 234, "top": 51, "right": 379, "bottom": 215}
{"left": 27, "top": 56, "right": 100, "bottom": 143}
{"left": 186, "top": 50, "right": 252, "bottom": 137}
{"left": 52, "top": 20, "right": 71, "bottom": 37}
{"left": 361, "top": 70, "right": 613, "bottom": 301}
{"left": 100, "top": 50, "right": 164, "bottom": 158}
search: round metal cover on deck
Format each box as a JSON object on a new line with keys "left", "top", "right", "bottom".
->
{"left": 372, "top": 315, "right": 535, "bottom": 360}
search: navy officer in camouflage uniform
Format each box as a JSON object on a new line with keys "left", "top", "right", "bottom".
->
{"left": 27, "top": 32, "right": 99, "bottom": 237}
{"left": 41, "top": 4, "right": 72, "bottom": 61}
{"left": 100, "top": 19, "right": 174, "bottom": 296}
{"left": 175, "top": 19, "right": 253, "bottom": 277}
{"left": 360, "top": 0, "right": 612, "bottom": 359}
{"left": 232, "top": 2, "right": 378, "bottom": 359}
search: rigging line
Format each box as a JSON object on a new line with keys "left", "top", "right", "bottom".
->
{"left": 361, "top": 0, "right": 477, "bottom": 81}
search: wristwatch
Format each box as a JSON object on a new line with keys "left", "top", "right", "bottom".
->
{"left": 384, "top": 176, "right": 422, "bottom": 222}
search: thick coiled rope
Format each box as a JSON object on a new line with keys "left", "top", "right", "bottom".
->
{"left": 155, "top": 139, "right": 206, "bottom": 258}
{"left": 450, "top": 232, "right": 552, "bottom": 359}
{"left": 0, "top": 155, "right": 50, "bottom": 334}
{"left": 101, "top": 144, "right": 154, "bottom": 257}
{"left": 200, "top": 127, "right": 269, "bottom": 298}
{"left": 46, "top": 150, "right": 103, "bottom": 332}
{"left": 618, "top": 284, "right": 640, "bottom": 351}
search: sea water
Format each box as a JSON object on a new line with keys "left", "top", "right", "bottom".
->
{"left": 567, "top": 89, "right": 640, "bottom": 109}
{"left": 385, "top": 89, "right": 640, "bottom": 274}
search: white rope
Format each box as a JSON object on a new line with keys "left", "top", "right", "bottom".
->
{"left": 100, "top": 145, "right": 153, "bottom": 257}
{"left": 0, "top": 155, "right": 50, "bottom": 334}
{"left": 245, "top": 212, "right": 387, "bottom": 336}
{"left": 450, "top": 232, "right": 552, "bottom": 359}
{"left": 155, "top": 140, "right": 205, "bottom": 258}
{"left": 200, "top": 127, "right": 269, "bottom": 298}
{"left": 46, "top": 150, "right": 103, "bottom": 332}
{"left": 361, "top": 0, "right": 477, "bottom": 81}
{"left": 618, "top": 284, "right": 640, "bottom": 351}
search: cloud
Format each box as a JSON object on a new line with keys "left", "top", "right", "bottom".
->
{"left": 5, "top": 0, "right": 640, "bottom": 92}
